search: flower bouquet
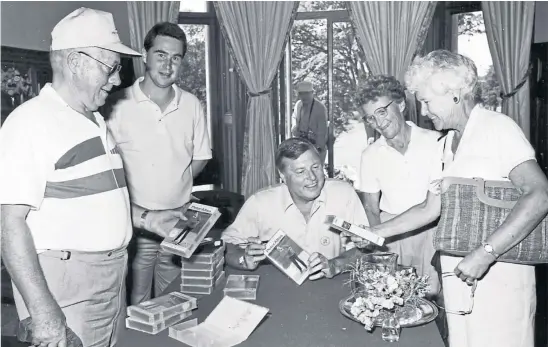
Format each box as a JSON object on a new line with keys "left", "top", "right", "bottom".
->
{"left": 344, "top": 254, "right": 431, "bottom": 332}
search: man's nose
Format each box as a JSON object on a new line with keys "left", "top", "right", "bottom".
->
{"left": 108, "top": 71, "right": 121, "bottom": 87}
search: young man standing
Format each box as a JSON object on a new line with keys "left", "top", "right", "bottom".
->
{"left": 104, "top": 22, "right": 212, "bottom": 304}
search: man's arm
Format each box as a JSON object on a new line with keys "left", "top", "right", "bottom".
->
{"left": 291, "top": 101, "right": 301, "bottom": 136}
{"left": 315, "top": 103, "right": 328, "bottom": 149}
{"left": 191, "top": 160, "right": 208, "bottom": 178}
{"left": 358, "top": 191, "right": 382, "bottom": 227}
{"left": 131, "top": 203, "right": 185, "bottom": 238}
{"left": 1, "top": 205, "right": 66, "bottom": 332}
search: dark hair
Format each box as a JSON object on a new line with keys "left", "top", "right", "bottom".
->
{"left": 275, "top": 138, "right": 319, "bottom": 171}
{"left": 143, "top": 22, "right": 188, "bottom": 57}
{"left": 356, "top": 75, "right": 406, "bottom": 106}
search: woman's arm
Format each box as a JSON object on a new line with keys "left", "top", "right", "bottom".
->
{"left": 371, "top": 191, "right": 441, "bottom": 239}
{"left": 485, "top": 160, "right": 548, "bottom": 255}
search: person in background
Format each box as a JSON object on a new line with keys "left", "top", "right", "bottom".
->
{"left": 291, "top": 80, "right": 328, "bottom": 163}
{"left": 221, "top": 137, "right": 369, "bottom": 280}
{"left": 356, "top": 74, "right": 440, "bottom": 295}
{"left": 103, "top": 22, "right": 212, "bottom": 305}
{"left": 0, "top": 8, "right": 182, "bottom": 347}
{"left": 355, "top": 50, "right": 548, "bottom": 347}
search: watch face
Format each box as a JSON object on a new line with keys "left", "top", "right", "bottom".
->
{"left": 484, "top": 244, "right": 493, "bottom": 252}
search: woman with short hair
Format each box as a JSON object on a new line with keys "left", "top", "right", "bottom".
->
{"left": 358, "top": 50, "right": 548, "bottom": 347}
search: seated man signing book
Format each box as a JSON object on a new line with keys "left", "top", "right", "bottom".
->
{"left": 221, "top": 137, "right": 369, "bottom": 280}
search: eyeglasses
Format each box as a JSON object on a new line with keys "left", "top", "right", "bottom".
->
{"left": 77, "top": 51, "right": 122, "bottom": 77}
{"left": 436, "top": 272, "right": 476, "bottom": 315}
{"left": 363, "top": 100, "right": 394, "bottom": 124}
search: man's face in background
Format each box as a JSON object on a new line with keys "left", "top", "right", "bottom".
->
{"left": 298, "top": 91, "right": 314, "bottom": 104}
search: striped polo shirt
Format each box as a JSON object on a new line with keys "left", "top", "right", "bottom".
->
{"left": 0, "top": 84, "right": 132, "bottom": 252}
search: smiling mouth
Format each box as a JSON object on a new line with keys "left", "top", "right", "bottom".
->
{"left": 305, "top": 182, "right": 318, "bottom": 189}
{"left": 379, "top": 122, "right": 390, "bottom": 130}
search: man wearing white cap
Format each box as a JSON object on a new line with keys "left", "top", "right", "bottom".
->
{"left": 291, "top": 80, "right": 328, "bottom": 163}
{"left": 0, "top": 8, "right": 183, "bottom": 347}
{"left": 103, "top": 22, "right": 212, "bottom": 305}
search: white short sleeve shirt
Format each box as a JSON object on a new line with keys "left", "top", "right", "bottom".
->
{"left": 0, "top": 84, "right": 132, "bottom": 252}
{"left": 429, "top": 106, "right": 536, "bottom": 189}
{"left": 105, "top": 77, "right": 212, "bottom": 210}
{"left": 221, "top": 179, "right": 369, "bottom": 259}
{"left": 357, "top": 122, "right": 441, "bottom": 215}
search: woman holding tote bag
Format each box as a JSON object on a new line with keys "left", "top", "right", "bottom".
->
{"left": 353, "top": 50, "right": 548, "bottom": 347}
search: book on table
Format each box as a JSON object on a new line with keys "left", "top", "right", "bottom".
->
{"left": 160, "top": 203, "right": 221, "bottom": 258}
{"left": 264, "top": 229, "right": 310, "bottom": 285}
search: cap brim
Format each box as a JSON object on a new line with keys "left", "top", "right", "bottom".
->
{"left": 99, "top": 42, "right": 141, "bottom": 56}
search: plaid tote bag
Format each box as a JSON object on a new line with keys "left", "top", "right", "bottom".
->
{"left": 434, "top": 176, "right": 548, "bottom": 264}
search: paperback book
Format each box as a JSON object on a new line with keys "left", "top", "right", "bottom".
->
{"left": 264, "top": 230, "right": 310, "bottom": 285}
{"left": 325, "top": 215, "right": 385, "bottom": 246}
{"left": 160, "top": 203, "right": 221, "bottom": 258}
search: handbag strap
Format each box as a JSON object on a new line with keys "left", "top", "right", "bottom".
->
{"left": 443, "top": 176, "right": 518, "bottom": 209}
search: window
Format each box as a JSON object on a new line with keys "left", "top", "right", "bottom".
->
{"left": 455, "top": 11, "right": 502, "bottom": 111}
{"left": 286, "top": 1, "right": 369, "bottom": 186}
{"left": 178, "top": 0, "right": 215, "bottom": 142}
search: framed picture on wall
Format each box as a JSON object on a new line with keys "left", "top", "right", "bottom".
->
{"left": 1, "top": 46, "right": 52, "bottom": 126}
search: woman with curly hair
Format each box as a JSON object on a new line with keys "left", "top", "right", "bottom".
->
{"left": 355, "top": 50, "right": 548, "bottom": 347}
{"left": 356, "top": 74, "right": 441, "bottom": 295}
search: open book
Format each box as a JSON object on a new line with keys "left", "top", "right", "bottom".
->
{"left": 264, "top": 230, "right": 310, "bottom": 285}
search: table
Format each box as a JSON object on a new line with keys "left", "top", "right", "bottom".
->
{"left": 118, "top": 264, "right": 444, "bottom": 347}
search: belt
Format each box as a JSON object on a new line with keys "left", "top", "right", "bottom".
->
{"left": 40, "top": 247, "right": 126, "bottom": 261}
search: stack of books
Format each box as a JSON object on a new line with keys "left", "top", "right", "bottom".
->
{"left": 126, "top": 292, "right": 197, "bottom": 335}
{"left": 180, "top": 243, "right": 226, "bottom": 295}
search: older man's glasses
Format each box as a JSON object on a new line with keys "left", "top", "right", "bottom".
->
{"left": 77, "top": 51, "right": 122, "bottom": 77}
{"left": 363, "top": 100, "right": 394, "bottom": 124}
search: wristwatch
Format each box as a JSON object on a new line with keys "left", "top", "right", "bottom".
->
{"left": 482, "top": 243, "right": 500, "bottom": 259}
{"left": 139, "top": 210, "right": 150, "bottom": 230}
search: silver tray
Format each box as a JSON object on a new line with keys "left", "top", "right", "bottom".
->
{"left": 339, "top": 295, "right": 438, "bottom": 328}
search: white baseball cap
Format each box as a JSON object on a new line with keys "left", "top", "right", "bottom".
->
{"left": 51, "top": 7, "right": 141, "bottom": 56}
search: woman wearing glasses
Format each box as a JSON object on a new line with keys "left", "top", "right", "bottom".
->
{"left": 356, "top": 50, "right": 548, "bottom": 347}
{"left": 356, "top": 74, "right": 441, "bottom": 296}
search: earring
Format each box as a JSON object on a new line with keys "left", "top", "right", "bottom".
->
{"left": 453, "top": 97, "right": 459, "bottom": 103}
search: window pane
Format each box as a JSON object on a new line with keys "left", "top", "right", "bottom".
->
{"left": 178, "top": 24, "right": 211, "bottom": 137}
{"left": 331, "top": 21, "right": 369, "bottom": 187}
{"left": 180, "top": 0, "right": 208, "bottom": 13}
{"left": 456, "top": 11, "right": 502, "bottom": 111}
{"left": 298, "top": 1, "right": 347, "bottom": 12}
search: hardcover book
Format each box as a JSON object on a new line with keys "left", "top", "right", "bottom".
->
{"left": 264, "top": 230, "right": 310, "bottom": 285}
{"left": 160, "top": 203, "right": 221, "bottom": 258}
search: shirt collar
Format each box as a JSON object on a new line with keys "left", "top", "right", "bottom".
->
{"left": 131, "top": 76, "right": 182, "bottom": 105}
{"left": 40, "top": 83, "right": 102, "bottom": 126}
{"left": 280, "top": 182, "right": 327, "bottom": 212}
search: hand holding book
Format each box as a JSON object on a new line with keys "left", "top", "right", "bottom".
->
{"left": 308, "top": 252, "right": 337, "bottom": 280}
{"left": 242, "top": 237, "right": 267, "bottom": 270}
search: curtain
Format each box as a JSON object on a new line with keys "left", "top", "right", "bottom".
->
{"left": 213, "top": 1, "right": 299, "bottom": 198}
{"left": 347, "top": 1, "right": 437, "bottom": 124}
{"left": 127, "top": 1, "right": 180, "bottom": 79}
{"left": 482, "top": 1, "right": 535, "bottom": 139}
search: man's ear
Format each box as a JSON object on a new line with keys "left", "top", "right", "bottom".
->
{"left": 66, "top": 51, "right": 80, "bottom": 74}
{"left": 279, "top": 171, "right": 286, "bottom": 184}
{"left": 141, "top": 48, "right": 147, "bottom": 64}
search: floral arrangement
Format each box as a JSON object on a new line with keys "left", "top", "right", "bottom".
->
{"left": 345, "top": 257, "right": 430, "bottom": 331}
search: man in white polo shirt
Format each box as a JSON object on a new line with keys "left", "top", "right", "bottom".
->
{"left": 356, "top": 75, "right": 440, "bottom": 294}
{"left": 222, "top": 137, "right": 369, "bottom": 279}
{"left": 0, "top": 8, "right": 183, "bottom": 347}
{"left": 104, "top": 22, "right": 212, "bottom": 304}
